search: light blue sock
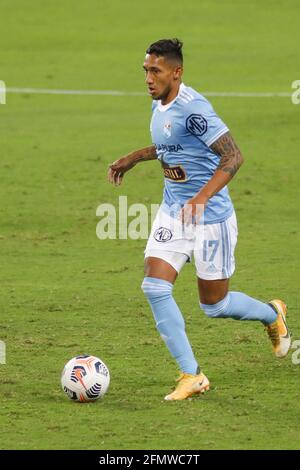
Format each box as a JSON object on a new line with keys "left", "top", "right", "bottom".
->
{"left": 141, "top": 277, "right": 199, "bottom": 374}
{"left": 200, "top": 292, "right": 277, "bottom": 325}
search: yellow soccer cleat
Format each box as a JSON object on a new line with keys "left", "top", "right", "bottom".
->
{"left": 266, "top": 299, "right": 291, "bottom": 358}
{"left": 164, "top": 372, "right": 210, "bottom": 401}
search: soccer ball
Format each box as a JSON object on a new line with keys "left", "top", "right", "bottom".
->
{"left": 61, "top": 354, "right": 110, "bottom": 402}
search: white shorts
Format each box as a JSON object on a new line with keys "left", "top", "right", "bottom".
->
{"left": 144, "top": 206, "right": 238, "bottom": 280}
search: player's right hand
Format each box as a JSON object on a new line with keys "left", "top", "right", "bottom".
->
{"left": 107, "top": 156, "right": 134, "bottom": 186}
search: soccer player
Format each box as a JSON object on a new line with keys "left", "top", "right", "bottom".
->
{"left": 107, "top": 39, "right": 291, "bottom": 400}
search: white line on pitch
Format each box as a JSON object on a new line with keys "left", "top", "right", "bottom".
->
{"left": 6, "top": 87, "right": 291, "bottom": 97}
{"left": 6, "top": 87, "right": 145, "bottom": 96}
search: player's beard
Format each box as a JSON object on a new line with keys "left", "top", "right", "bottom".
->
{"left": 154, "top": 84, "right": 172, "bottom": 102}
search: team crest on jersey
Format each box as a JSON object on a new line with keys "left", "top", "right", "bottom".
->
{"left": 154, "top": 227, "right": 173, "bottom": 242}
{"left": 163, "top": 121, "right": 172, "bottom": 138}
{"left": 186, "top": 113, "right": 208, "bottom": 137}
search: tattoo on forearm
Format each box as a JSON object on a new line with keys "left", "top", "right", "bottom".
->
{"left": 210, "top": 132, "right": 244, "bottom": 176}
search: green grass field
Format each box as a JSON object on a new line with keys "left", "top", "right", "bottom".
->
{"left": 0, "top": 0, "right": 300, "bottom": 450}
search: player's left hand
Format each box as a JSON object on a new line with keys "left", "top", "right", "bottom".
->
{"left": 180, "top": 195, "right": 207, "bottom": 225}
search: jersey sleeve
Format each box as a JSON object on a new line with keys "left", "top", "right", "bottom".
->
{"left": 184, "top": 96, "right": 229, "bottom": 147}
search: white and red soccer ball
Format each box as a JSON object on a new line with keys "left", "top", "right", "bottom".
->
{"left": 61, "top": 355, "right": 110, "bottom": 402}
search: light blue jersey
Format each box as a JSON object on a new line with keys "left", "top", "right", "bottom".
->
{"left": 150, "top": 83, "right": 234, "bottom": 224}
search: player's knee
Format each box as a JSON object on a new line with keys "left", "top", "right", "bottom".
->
{"left": 200, "top": 294, "right": 230, "bottom": 318}
{"left": 141, "top": 277, "right": 173, "bottom": 303}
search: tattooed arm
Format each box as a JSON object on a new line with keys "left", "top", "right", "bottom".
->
{"left": 108, "top": 145, "right": 157, "bottom": 186}
{"left": 180, "top": 131, "right": 244, "bottom": 223}
{"left": 212, "top": 131, "right": 244, "bottom": 176}
{"left": 196, "top": 131, "right": 244, "bottom": 201}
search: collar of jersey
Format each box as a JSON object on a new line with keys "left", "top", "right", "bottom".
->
{"left": 157, "top": 83, "right": 186, "bottom": 112}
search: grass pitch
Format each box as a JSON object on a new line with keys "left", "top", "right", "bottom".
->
{"left": 0, "top": 0, "right": 299, "bottom": 450}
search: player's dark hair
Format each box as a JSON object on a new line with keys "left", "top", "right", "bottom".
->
{"left": 146, "top": 38, "right": 183, "bottom": 64}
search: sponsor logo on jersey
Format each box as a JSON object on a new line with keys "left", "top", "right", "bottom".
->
{"left": 163, "top": 166, "right": 186, "bottom": 182}
{"left": 154, "top": 227, "right": 173, "bottom": 242}
{"left": 160, "top": 155, "right": 187, "bottom": 182}
{"left": 186, "top": 113, "right": 208, "bottom": 137}
{"left": 155, "top": 143, "right": 183, "bottom": 153}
